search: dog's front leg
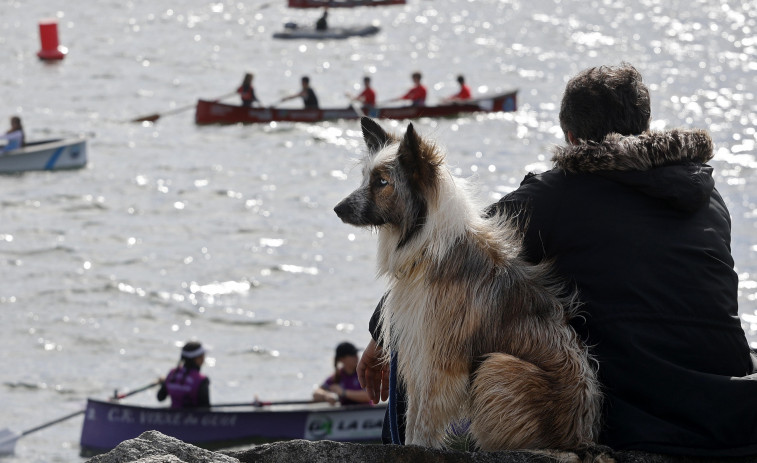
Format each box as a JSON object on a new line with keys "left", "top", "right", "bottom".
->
{"left": 406, "top": 372, "right": 468, "bottom": 448}
{"left": 404, "top": 393, "right": 417, "bottom": 444}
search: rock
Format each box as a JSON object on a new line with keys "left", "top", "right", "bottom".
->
{"left": 85, "top": 431, "right": 238, "bottom": 463}
{"left": 226, "top": 439, "right": 564, "bottom": 463}
{"left": 86, "top": 431, "right": 757, "bottom": 463}
{"left": 85, "top": 432, "right": 592, "bottom": 463}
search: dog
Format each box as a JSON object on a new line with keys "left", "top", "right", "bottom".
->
{"left": 334, "top": 117, "right": 601, "bottom": 452}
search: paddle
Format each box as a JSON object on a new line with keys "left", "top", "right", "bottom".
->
{"left": 269, "top": 97, "right": 290, "bottom": 109}
{"left": 0, "top": 380, "right": 160, "bottom": 456}
{"left": 130, "top": 92, "right": 237, "bottom": 123}
{"left": 211, "top": 399, "right": 317, "bottom": 408}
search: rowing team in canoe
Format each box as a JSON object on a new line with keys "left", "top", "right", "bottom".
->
{"left": 235, "top": 71, "right": 473, "bottom": 110}
{"left": 158, "top": 340, "right": 372, "bottom": 410}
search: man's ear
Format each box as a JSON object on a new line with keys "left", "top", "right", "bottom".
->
{"left": 567, "top": 131, "right": 578, "bottom": 145}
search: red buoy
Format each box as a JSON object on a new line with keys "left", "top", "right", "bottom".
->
{"left": 36, "top": 19, "right": 67, "bottom": 60}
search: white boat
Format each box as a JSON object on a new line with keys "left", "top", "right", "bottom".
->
{"left": 0, "top": 138, "right": 88, "bottom": 174}
{"left": 273, "top": 23, "right": 380, "bottom": 39}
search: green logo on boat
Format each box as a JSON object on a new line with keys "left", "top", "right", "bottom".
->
{"left": 307, "top": 416, "right": 333, "bottom": 438}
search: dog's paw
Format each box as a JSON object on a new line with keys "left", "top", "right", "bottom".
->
{"left": 526, "top": 449, "right": 580, "bottom": 463}
{"left": 575, "top": 445, "right": 616, "bottom": 463}
{"left": 407, "top": 435, "right": 444, "bottom": 450}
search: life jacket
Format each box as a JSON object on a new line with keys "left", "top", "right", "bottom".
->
{"left": 165, "top": 367, "right": 206, "bottom": 409}
{"left": 237, "top": 85, "right": 255, "bottom": 105}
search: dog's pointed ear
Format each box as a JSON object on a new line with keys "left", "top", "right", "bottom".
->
{"left": 401, "top": 123, "right": 420, "bottom": 156}
{"left": 361, "top": 117, "right": 389, "bottom": 155}
{"left": 399, "top": 122, "right": 423, "bottom": 172}
{"left": 399, "top": 123, "right": 439, "bottom": 185}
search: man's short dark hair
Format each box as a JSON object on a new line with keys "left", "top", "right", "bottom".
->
{"left": 559, "top": 63, "right": 650, "bottom": 143}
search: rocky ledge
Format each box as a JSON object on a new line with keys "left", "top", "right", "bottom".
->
{"left": 85, "top": 431, "right": 755, "bottom": 463}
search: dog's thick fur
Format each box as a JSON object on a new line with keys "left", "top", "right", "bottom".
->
{"left": 334, "top": 118, "right": 601, "bottom": 451}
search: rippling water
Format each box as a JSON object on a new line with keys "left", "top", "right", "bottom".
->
{"left": 1, "top": 0, "right": 755, "bottom": 461}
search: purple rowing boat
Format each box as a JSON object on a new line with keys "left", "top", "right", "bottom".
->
{"left": 79, "top": 399, "right": 386, "bottom": 455}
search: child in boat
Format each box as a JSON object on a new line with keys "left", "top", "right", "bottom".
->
{"left": 1, "top": 116, "right": 24, "bottom": 152}
{"left": 313, "top": 342, "right": 371, "bottom": 406}
{"left": 157, "top": 341, "right": 211, "bottom": 409}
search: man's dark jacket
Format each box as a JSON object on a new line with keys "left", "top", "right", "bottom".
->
{"left": 492, "top": 129, "right": 757, "bottom": 455}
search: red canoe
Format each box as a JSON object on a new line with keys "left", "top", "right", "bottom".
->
{"left": 194, "top": 90, "right": 517, "bottom": 125}
{"left": 288, "top": 0, "right": 405, "bottom": 7}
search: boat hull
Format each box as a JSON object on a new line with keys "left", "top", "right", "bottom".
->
{"left": 288, "top": 0, "right": 405, "bottom": 8}
{"left": 79, "top": 399, "right": 386, "bottom": 456}
{"left": 273, "top": 25, "right": 380, "bottom": 39}
{"left": 0, "top": 138, "right": 87, "bottom": 173}
{"left": 195, "top": 90, "right": 517, "bottom": 125}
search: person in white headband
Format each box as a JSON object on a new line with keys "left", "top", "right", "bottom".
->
{"left": 157, "top": 341, "right": 210, "bottom": 408}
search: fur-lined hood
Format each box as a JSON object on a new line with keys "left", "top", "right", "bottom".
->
{"left": 551, "top": 129, "right": 716, "bottom": 212}
{"left": 552, "top": 129, "right": 713, "bottom": 173}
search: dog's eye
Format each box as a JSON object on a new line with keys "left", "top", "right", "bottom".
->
{"left": 378, "top": 178, "right": 389, "bottom": 187}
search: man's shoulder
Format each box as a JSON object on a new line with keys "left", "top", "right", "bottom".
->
{"left": 512, "top": 168, "right": 570, "bottom": 192}
{"left": 485, "top": 169, "right": 566, "bottom": 216}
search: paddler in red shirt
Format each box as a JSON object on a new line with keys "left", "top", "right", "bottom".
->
{"left": 346, "top": 76, "right": 377, "bottom": 110}
{"left": 442, "top": 74, "right": 473, "bottom": 102}
{"left": 390, "top": 72, "right": 426, "bottom": 107}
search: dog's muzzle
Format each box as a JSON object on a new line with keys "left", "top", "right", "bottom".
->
{"left": 334, "top": 198, "right": 355, "bottom": 224}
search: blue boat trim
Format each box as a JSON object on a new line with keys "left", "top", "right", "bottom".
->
{"left": 44, "top": 147, "right": 66, "bottom": 170}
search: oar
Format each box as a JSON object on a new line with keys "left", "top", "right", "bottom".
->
{"left": 349, "top": 100, "right": 366, "bottom": 118}
{"left": 269, "top": 98, "right": 288, "bottom": 109}
{"left": 211, "top": 399, "right": 316, "bottom": 408}
{"left": 130, "top": 92, "right": 237, "bottom": 123}
{"left": 0, "top": 380, "right": 160, "bottom": 456}
{"left": 111, "top": 380, "right": 163, "bottom": 400}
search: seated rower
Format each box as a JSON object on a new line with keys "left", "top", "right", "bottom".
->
{"left": 313, "top": 342, "right": 371, "bottom": 405}
{"left": 1, "top": 116, "right": 25, "bottom": 153}
{"left": 388, "top": 72, "right": 426, "bottom": 107}
{"left": 280, "top": 76, "right": 320, "bottom": 109}
{"left": 157, "top": 341, "right": 210, "bottom": 409}
{"left": 442, "top": 74, "right": 472, "bottom": 103}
